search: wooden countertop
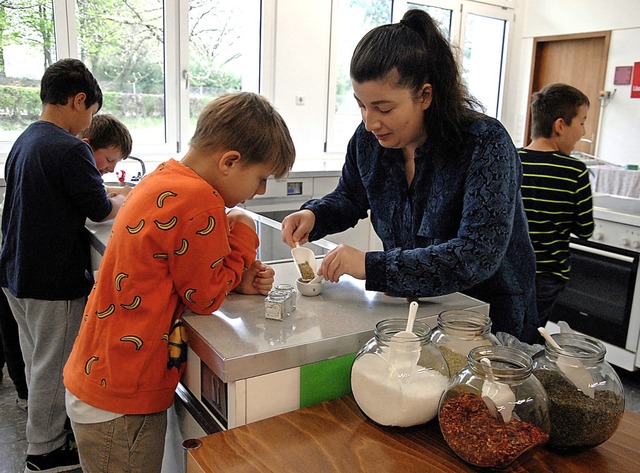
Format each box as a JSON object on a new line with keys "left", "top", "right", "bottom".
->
{"left": 186, "top": 395, "right": 640, "bottom": 473}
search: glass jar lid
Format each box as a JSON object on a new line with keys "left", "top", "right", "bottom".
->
{"left": 543, "top": 333, "right": 606, "bottom": 364}
{"left": 468, "top": 345, "right": 533, "bottom": 382}
{"left": 437, "top": 309, "right": 493, "bottom": 338}
{"left": 374, "top": 318, "right": 432, "bottom": 346}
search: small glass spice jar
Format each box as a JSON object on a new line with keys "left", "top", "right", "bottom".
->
{"left": 430, "top": 309, "right": 499, "bottom": 377}
{"left": 531, "top": 332, "right": 625, "bottom": 450}
{"left": 438, "top": 346, "right": 550, "bottom": 470}
{"left": 274, "top": 284, "right": 297, "bottom": 311}
{"left": 350, "top": 318, "right": 449, "bottom": 429}
{"left": 264, "top": 290, "right": 291, "bottom": 321}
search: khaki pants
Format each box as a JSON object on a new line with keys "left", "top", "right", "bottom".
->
{"left": 72, "top": 410, "right": 167, "bottom": 473}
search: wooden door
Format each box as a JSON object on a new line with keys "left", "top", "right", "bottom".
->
{"left": 524, "top": 32, "right": 611, "bottom": 155}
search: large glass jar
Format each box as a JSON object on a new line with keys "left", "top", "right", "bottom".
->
{"left": 430, "top": 309, "right": 499, "bottom": 377}
{"left": 438, "top": 346, "right": 550, "bottom": 470}
{"left": 350, "top": 318, "right": 449, "bottom": 428}
{"left": 532, "top": 332, "right": 625, "bottom": 449}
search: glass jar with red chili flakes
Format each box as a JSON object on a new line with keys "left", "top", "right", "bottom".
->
{"left": 438, "top": 346, "right": 551, "bottom": 470}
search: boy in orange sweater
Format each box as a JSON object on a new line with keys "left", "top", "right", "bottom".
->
{"left": 63, "top": 92, "right": 295, "bottom": 472}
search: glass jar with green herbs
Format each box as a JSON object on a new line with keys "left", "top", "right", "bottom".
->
{"left": 430, "top": 309, "right": 499, "bottom": 377}
{"left": 532, "top": 332, "right": 625, "bottom": 449}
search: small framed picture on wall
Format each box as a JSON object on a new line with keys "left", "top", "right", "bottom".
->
{"left": 614, "top": 66, "right": 632, "bottom": 85}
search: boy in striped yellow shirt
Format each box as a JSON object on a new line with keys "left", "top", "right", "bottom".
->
{"left": 518, "top": 83, "right": 594, "bottom": 325}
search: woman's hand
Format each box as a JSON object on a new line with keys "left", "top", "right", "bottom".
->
{"left": 234, "top": 260, "right": 275, "bottom": 295}
{"left": 281, "top": 209, "right": 316, "bottom": 247}
{"left": 319, "top": 244, "right": 366, "bottom": 282}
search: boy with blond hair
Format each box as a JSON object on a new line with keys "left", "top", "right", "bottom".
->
{"left": 64, "top": 92, "right": 295, "bottom": 472}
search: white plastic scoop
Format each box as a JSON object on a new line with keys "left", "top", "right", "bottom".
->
{"left": 388, "top": 301, "right": 421, "bottom": 383}
{"left": 538, "top": 327, "right": 594, "bottom": 398}
{"left": 307, "top": 274, "right": 324, "bottom": 284}
{"left": 291, "top": 242, "right": 317, "bottom": 281}
{"left": 480, "top": 357, "right": 515, "bottom": 423}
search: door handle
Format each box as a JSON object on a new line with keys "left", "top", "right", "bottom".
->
{"left": 182, "top": 70, "right": 189, "bottom": 89}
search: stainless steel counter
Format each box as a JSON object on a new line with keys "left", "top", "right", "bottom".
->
{"left": 183, "top": 262, "right": 488, "bottom": 384}
{"left": 86, "top": 210, "right": 489, "bottom": 385}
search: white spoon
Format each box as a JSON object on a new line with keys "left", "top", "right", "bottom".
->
{"left": 538, "top": 327, "right": 594, "bottom": 399}
{"left": 291, "top": 242, "right": 317, "bottom": 281}
{"left": 308, "top": 274, "right": 325, "bottom": 284}
{"left": 297, "top": 274, "right": 324, "bottom": 285}
{"left": 388, "top": 301, "right": 421, "bottom": 383}
{"left": 480, "top": 357, "right": 516, "bottom": 423}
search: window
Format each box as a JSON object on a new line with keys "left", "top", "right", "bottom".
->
{"left": 461, "top": 8, "right": 509, "bottom": 118}
{"left": 1, "top": 1, "right": 513, "bottom": 169}
{"left": 325, "top": 0, "right": 392, "bottom": 154}
{"left": 0, "top": 0, "right": 57, "bottom": 143}
{"left": 396, "top": 1, "right": 511, "bottom": 119}
{"left": 324, "top": 0, "right": 512, "bottom": 155}
{"left": 75, "top": 0, "right": 166, "bottom": 146}
{"left": 0, "top": 0, "right": 263, "bottom": 162}
{"left": 186, "top": 0, "right": 261, "bottom": 142}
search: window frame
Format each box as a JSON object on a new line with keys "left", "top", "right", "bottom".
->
{"left": 1, "top": 1, "right": 514, "bottom": 167}
{"left": 322, "top": 0, "right": 514, "bottom": 157}
{"left": 459, "top": 1, "right": 514, "bottom": 120}
{"left": 1, "top": 0, "right": 271, "bottom": 160}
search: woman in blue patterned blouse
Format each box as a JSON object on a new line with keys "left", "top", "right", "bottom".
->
{"left": 282, "top": 9, "right": 540, "bottom": 343}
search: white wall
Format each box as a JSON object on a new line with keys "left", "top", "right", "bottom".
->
{"left": 272, "top": 0, "right": 333, "bottom": 159}
{"left": 598, "top": 28, "right": 640, "bottom": 164}
{"left": 502, "top": 0, "right": 640, "bottom": 166}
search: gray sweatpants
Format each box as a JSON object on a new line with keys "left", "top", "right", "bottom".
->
{"left": 2, "top": 289, "right": 84, "bottom": 455}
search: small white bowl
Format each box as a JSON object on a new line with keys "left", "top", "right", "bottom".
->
{"left": 296, "top": 277, "right": 323, "bottom": 297}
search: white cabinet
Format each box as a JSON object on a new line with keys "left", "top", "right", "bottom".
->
{"left": 182, "top": 347, "right": 302, "bottom": 431}
{"left": 243, "top": 174, "right": 382, "bottom": 252}
{"left": 245, "top": 368, "right": 300, "bottom": 423}
{"left": 310, "top": 176, "right": 382, "bottom": 251}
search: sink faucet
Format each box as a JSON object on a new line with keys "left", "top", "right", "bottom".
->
{"left": 126, "top": 156, "right": 146, "bottom": 181}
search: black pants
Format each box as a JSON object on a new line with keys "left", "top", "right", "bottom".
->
{"left": 0, "top": 290, "right": 28, "bottom": 399}
{"left": 535, "top": 273, "right": 566, "bottom": 328}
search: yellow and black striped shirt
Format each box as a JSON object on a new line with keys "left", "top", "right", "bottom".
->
{"left": 518, "top": 149, "right": 594, "bottom": 281}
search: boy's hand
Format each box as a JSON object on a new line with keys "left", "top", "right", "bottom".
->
{"left": 234, "top": 260, "right": 275, "bottom": 295}
{"left": 106, "top": 185, "right": 133, "bottom": 198}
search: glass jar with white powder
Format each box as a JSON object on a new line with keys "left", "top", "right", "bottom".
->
{"left": 350, "top": 318, "right": 449, "bottom": 429}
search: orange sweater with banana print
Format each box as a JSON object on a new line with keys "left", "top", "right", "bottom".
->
{"left": 64, "top": 159, "right": 258, "bottom": 414}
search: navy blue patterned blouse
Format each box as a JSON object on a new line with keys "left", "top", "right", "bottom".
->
{"left": 302, "top": 116, "right": 540, "bottom": 343}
